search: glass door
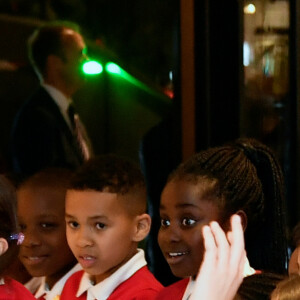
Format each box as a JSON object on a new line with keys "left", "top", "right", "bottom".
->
{"left": 241, "top": 0, "right": 289, "bottom": 162}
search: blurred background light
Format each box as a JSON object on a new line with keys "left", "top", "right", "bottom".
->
{"left": 82, "top": 60, "right": 103, "bottom": 75}
{"left": 244, "top": 3, "right": 256, "bottom": 14}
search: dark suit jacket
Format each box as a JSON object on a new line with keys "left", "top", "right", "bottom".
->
{"left": 10, "top": 86, "right": 85, "bottom": 177}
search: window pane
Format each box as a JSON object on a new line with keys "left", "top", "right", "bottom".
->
{"left": 241, "top": 0, "right": 289, "bottom": 164}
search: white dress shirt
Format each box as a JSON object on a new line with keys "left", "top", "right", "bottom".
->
{"left": 34, "top": 263, "right": 82, "bottom": 300}
{"left": 42, "top": 83, "right": 73, "bottom": 130}
{"left": 76, "top": 249, "right": 147, "bottom": 300}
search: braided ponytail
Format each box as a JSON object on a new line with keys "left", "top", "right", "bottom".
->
{"left": 235, "top": 138, "right": 288, "bottom": 273}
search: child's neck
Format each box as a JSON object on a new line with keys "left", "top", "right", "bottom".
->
{"left": 94, "top": 249, "right": 138, "bottom": 284}
{"left": 45, "top": 260, "right": 77, "bottom": 289}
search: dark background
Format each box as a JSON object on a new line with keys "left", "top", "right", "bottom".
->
{"left": 0, "top": 0, "right": 178, "bottom": 171}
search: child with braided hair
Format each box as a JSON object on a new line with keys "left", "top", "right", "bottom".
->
{"left": 155, "top": 138, "right": 289, "bottom": 300}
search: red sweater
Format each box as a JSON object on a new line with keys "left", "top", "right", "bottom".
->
{"left": 155, "top": 278, "right": 190, "bottom": 300}
{"left": 155, "top": 269, "right": 262, "bottom": 300}
{"left": 60, "top": 266, "right": 163, "bottom": 300}
{"left": 0, "top": 277, "right": 36, "bottom": 300}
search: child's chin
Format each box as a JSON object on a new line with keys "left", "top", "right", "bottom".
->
{"left": 170, "top": 267, "right": 194, "bottom": 279}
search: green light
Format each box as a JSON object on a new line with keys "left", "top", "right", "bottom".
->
{"left": 82, "top": 60, "right": 103, "bottom": 75}
{"left": 105, "top": 62, "right": 121, "bottom": 74}
{"left": 106, "top": 61, "right": 170, "bottom": 100}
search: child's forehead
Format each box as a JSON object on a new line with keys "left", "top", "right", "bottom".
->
{"left": 65, "top": 189, "right": 140, "bottom": 217}
{"left": 165, "top": 177, "right": 217, "bottom": 195}
{"left": 66, "top": 188, "right": 118, "bottom": 197}
{"left": 161, "top": 179, "right": 220, "bottom": 208}
{"left": 66, "top": 189, "right": 122, "bottom": 208}
{"left": 19, "top": 185, "right": 65, "bottom": 200}
{"left": 17, "top": 186, "right": 66, "bottom": 213}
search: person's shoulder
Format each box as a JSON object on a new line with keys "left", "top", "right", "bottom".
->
{"left": 60, "top": 270, "right": 85, "bottom": 299}
{"left": 13, "top": 86, "right": 60, "bottom": 126}
{"left": 0, "top": 277, "right": 36, "bottom": 300}
{"left": 154, "top": 278, "right": 189, "bottom": 300}
{"left": 133, "top": 266, "right": 163, "bottom": 290}
{"left": 109, "top": 266, "right": 163, "bottom": 299}
{"left": 65, "top": 269, "right": 85, "bottom": 285}
{"left": 22, "top": 86, "right": 55, "bottom": 111}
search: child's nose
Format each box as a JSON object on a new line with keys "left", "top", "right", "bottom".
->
{"left": 76, "top": 228, "right": 93, "bottom": 248}
{"left": 163, "top": 225, "right": 181, "bottom": 243}
{"left": 21, "top": 230, "right": 41, "bottom": 247}
{"left": 169, "top": 227, "right": 181, "bottom": 242}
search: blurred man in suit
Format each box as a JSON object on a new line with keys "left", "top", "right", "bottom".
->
{"left": 10, "top": 21, "right": 93, "bottom": 179}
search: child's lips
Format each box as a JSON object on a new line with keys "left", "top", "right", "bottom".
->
{"left": 23, "top": 255, "right": 48, "bottom": 265}
{"left": 165, "top": 251, "right": 189, "bottom": 264}
{"left": 78, "top": 255, "right": 97, "bottom": 268}
{"left": 168, "top": 251, "right": 189, "bottom": 257}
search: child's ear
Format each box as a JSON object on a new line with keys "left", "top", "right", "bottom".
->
{"left": 132, "top": 214, "right": 151, "bottom": 242}
{"left": 0, "top": 238, "right": 8, "bottom": 256}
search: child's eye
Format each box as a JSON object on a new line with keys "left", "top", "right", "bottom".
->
{"left": 95, "top": 223, "right": 106, "bottom": 230}
{"left": 182, "top": 218, "right": 196, "bottom": 226}
{"left": 68, "top": 221, "right": 79, "bottom": 229}
{"left": 40, "top": 222, "right": 57, "bottom": 229}
{"left": 160, "top": 219, "right": 170, "bottom": 228}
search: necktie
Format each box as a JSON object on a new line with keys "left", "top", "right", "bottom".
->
{"left": 67, "top": 104, "right": 91, "bottom": 161}
{"left": 67, "top": 104, "right": 76, "bottom": 129}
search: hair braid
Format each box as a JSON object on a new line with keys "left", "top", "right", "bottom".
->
{"left": 236, "top": 138, "right": 288, "bottom": 273}
{"left": 169, "top": 138, "right": 288, "bottom": 273}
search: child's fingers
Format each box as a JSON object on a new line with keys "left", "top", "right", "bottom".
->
{"left": 229, "top": 215, "right": 244, "bottom": 260}
{"left": 191, "top": 225, "right": 218, "bottom": 298}
{"left": 231, "top": 215, "right": 244, "bottom": 246}
{"left": 202, "top": 225, "right": 215, "bottom": 251}
{"left": 210, "top": 221, "right": 230, "bottom": 269}
{"left": 198, "top": 225, "right": 217, "bottom": 274}
{"left": 228, "top": 215, "right": 246, "bottom": 277}
{"left": 227, "top": 231, "right": 233, "bottom": 244}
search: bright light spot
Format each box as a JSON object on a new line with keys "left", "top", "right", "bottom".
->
{"left": 243, "top": 42, "right": 251, "bottom": 66}
{"left": 82, "top": 61, "right": 103, "bottom": 75}
{"left": 105, "top": 62, "right": 121, "bottom": 74}
{"left": 169, "top": 71, "right": 173, "bottom": 81}
{"left": 244, "top": 4, "right": 256, "bottom": 14}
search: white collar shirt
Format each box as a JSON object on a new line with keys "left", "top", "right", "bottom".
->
{"left": 76, "top": 249, "right": 147, "bottom": 300}
{"left": 24, "top": 277, "right": 43, "bottom": 293}
{"left": 42, "top": 83, "right": 73, "bottom": 130}
{"left": 35, "top": 263, "right": 82, "bottom": 300}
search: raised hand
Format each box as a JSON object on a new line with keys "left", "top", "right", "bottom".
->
{"left": 189, "top": 214, "right": 246, "bottom": 300}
